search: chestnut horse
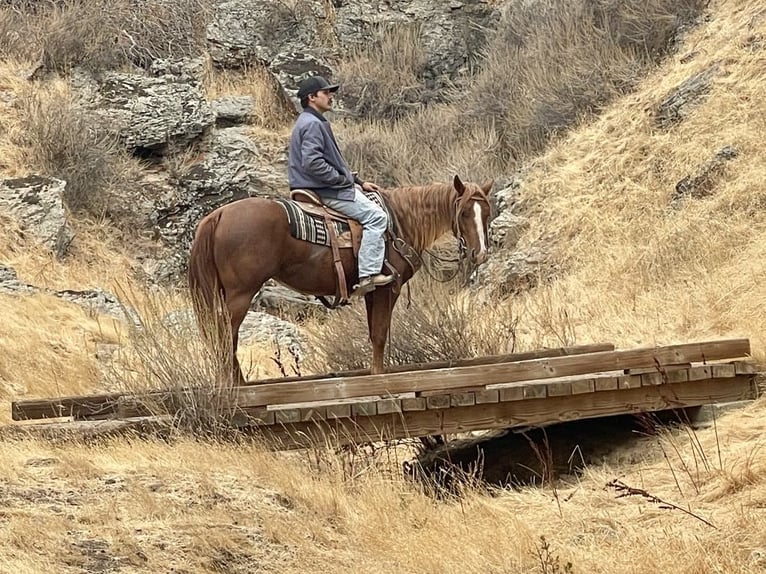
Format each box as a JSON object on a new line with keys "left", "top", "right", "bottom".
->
{"left": 188, "top": 175, "right": 493, "bottom": 383}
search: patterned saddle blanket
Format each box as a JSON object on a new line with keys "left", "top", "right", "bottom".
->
{"left": 275, "top": 190, "right": 395, "bottom": 251}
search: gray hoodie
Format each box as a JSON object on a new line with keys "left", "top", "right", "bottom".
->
{"left": 287, "top": 108, "right": 361, "bottom": 200}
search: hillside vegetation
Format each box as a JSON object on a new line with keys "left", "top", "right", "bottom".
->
{"left": 1, "top": 0, "right": 766, "bottom": 572}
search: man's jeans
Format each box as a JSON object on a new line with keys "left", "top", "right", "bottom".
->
{"left": 321, "top": 186, "right": 388, "bottom": 278}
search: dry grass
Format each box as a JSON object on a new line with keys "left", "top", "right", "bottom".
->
{"left": 334, "top": 22, "right": 433, "bottom": 121}
{"left": 203, "top": 62, "right": 297, "bottom": 131}
{"left": 0, "top": 0, "right": 213, "bottom": 72}
{"left": 1, "top": 0, "right": 766, "bottom": 571}
{"left": 0, "top": 401, "right": 765, "bottom": 572}
{"left": 303, "top": 276, "right": 520, "bottom": 372}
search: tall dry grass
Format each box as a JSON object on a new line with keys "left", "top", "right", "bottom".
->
{"left": 337, "top": 0, "right": 706, "bottom": 185}
{"left": 1, "top": 0, "right": 766, "bottom": 572}
{"left": 0, "top": 0, "right": 213, "bottom": 71}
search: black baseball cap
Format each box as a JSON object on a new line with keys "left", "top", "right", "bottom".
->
{"left": 296, "top": 75, "right": 340, "bottom": 99}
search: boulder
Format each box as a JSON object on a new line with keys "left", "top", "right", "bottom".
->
{"left": 0, "top": 176, "right": 74, "bottom": 258}
{"left": 73, "top": 60, "right": 215, "bottom": 153}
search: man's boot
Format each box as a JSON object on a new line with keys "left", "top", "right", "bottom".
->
{"left": 352, "top": 273, "right": 394, "bottom": 296}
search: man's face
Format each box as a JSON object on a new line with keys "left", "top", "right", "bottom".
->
{"left": 310, "top": 89, "right": 334, "bottom": 113}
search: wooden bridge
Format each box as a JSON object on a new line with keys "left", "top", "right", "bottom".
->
{"left": 7, "top": 339, "right": 760, "bottom": 448}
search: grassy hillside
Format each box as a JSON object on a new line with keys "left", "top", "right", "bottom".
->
{"left": 1, "top": 0, "right": 766, "bottom": 572}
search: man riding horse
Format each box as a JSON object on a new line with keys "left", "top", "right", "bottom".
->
{"left": 288, "top": 75, "right": 394, "bottom": 297}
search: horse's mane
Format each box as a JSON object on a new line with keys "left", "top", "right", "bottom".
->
{"left": 381, "top": 182, "right": 457, "bottom": 252}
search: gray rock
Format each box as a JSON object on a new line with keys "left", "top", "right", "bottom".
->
{"left": 239, "top": 311, "right": 306, "bottom": 360}
{"left": 206, "top": 0, "right": 317, "bottom": 69}
{"left": 77, "top": 64, "right": 215, "bottom": 152}
{"left": 655, "top": 65, "right": 718, "bottom": 129}
{"left": 671, "top": 145, "right": 738, "bottom": 206}
{"left": 162, "top": 308, "right": 306, "bottom": 360}
{"left": 270, "top": 51, "right": 336, "bottom": 112}
{"left": 54, "top": 288, "right": 136, "bottom": 322}
{"left": 478, "top": 246, "right": 555, "bottom": 295}
{"left": 489, "top": 177, "right": 527, "bottom": 250}
{"left": 211, "top": 95, "right": 254, "bottom": 126}
{"left": 334, "top": 0, "right": 500, "bottom": 89}
{"left": 0, "top": 264, "right": 37, "bottom": 295}
{"left": 0, "top": 263, "right": 138, "bottom": 323}
{"left": 0, "top": 176, "right": 74, "bottom": 258}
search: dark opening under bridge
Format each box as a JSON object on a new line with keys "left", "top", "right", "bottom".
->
{"left": 7, "top": 339, "right": 760, "bottom": 448}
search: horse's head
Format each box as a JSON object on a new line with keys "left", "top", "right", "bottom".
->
{"left": 451, "top": 175, "right": 493, "bottom": 265}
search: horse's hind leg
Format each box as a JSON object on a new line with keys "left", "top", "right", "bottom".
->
{"left": 225, "top": 288, "right": 258, "bottom": 385}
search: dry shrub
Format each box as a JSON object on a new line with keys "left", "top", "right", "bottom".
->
{"left": 204, "top": 63, "right": 297, "bottom": 130}
{"left": 304, "top": 277, "right": 519, "bottom": 372}
{"left": 103, "top": 287, "right": 239, "bottom": 437}
{"left": 12, "top": 85, "right": 143, "bottom": 219}
{"left": 0, "top": 0, "right": 213, "bottom": 72}
{"left": 461, "top": 0, "right": 707, "bottom": 167}
{"left": 337, "top": 0, "right": 707, "bottom": 184}
{"left": 339, "top": 108, "right": 500, "bottom": 187}
{"left": 335, "top": 23, "right": 435, "bottom": 121}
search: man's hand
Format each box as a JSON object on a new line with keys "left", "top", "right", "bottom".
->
{"left": 361, "top": 181, "right": 381, "bottom": 192}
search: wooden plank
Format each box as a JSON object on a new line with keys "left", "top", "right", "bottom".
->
{"left": 594, "top": 376, "right": 619, "bottom": 391}
{"left": 0, "top": 416, "right": 174, "bottom": 441}
{"left": 244, "top": 343, "right": 617, "bottom": 385}
{"left": 377, "top": 399, "right": 402, "bottom": 414}
{"left": 275, "top": 409, "right": 301, "bottom": 424}
{"left": 325, "top": 403, "right": 351, "bottom": 419}
{"left": 401, "top": 397, "right": 426, "bottom": 411}
{"left": 571, "top": 379, "right": 595, "bottom": 394}
{"left": 233, "top": 339, "right": 750, "bottom": 408}
{"left": 523, "top": 384, "right": 547, "bottom": 399}
{"left": 618, "top": 375, "right": 642, "bottom": 389}
{"left": 499, "top": 387, "right": 524, "bottom": 402}
{"left": 421, "top": 386, "right": 483, "bottom": 398}
{"left": 426, "top": 395, "right": 451, "bottom": 409}
{"left": 734, "top": 361, "right": 757, "bottom": 375}
{"left": 9, "top": 344, "right": 614, "bottom": 422}
{"left": 247, "top": 407, "right": 275, "bottom": 425}
{"left": 252, "top": 376, "right": 756, "bottom": 449}
{"left": 712, "top": 364, "right": 736, "bottom": 378}
{"left": 451, "top": 392, "right": 476, "bottom": 407}
{"left": 625, "top": 363, "right": 691, "bottom": 375}
{"left": 351, "top": 402, "right": 377, "bottom": 417}
{"left": 267, "top": 393, "right": 415, "bottom": 411}
{"left": 665, "top": 369, "right": 689, "bottom": 383}
{"left": 300, "top": 406, "right": 326, "bottom": 422}
{"left": 641, "top": 372, "right": 665, "bottom": 386}
{"left": 475, "top": 389, "right": 499, "bottom": 404}
{"left": 546, "top": 381, "right": 572, "bottom": 397}
{"left": 687, "top": 365, "right": 713, "bottom": 381}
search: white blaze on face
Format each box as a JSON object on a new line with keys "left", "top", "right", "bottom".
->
{"left": 473, "top": 202, "right": 487, "bottom": 259}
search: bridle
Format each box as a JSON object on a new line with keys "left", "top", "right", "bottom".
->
{"left": 451, "top": 187, "right": 491, "bottom": 261}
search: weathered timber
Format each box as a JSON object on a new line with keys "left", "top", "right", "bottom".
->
{"left": 250, "top": 376, "right": 756, "bottom": 449}
{"left": 10, "top": 343, "right": 614, "bottom": 421}
{"left": 245, "top": 343, "right": 617, "bottom": 385}
{"left": 234, "top": 339, "right": 751, "bottom": 408}
{"left": 0, "top": 416, "right": 174, "bottom": 441}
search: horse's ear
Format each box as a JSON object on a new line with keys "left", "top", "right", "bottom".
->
{"left": 453, "top": 175, "right": 466, "bottom": 196}
{"left": 481, "top": 179, "right": 494, "bottom": 194}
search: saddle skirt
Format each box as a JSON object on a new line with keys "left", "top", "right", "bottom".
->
{"left": 275, "top": 189, "right": 395, "bottom": 256}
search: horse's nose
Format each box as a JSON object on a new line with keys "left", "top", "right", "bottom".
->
{"left": 475, "top": 250, "right": 488, "bottom": 265}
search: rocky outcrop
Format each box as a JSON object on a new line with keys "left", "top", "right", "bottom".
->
{"left": 148, "top": 126, "right": 287, "bottom": 284}
{"left": 655, "top": 65, "right": 718, "bottom": 129}
{"left": 0, "top": 176, "right": 74, "bottom": 258}
{"left": 73, "top": 58, "right": 215, "bottom": 153}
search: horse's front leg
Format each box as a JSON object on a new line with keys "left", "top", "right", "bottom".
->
{"left": 365, "top": 287, "right": 399, "bottom": 374}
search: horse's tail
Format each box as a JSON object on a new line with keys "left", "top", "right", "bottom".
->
{"left": 188, "top": 210, "right": 227, "bottom": 344}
